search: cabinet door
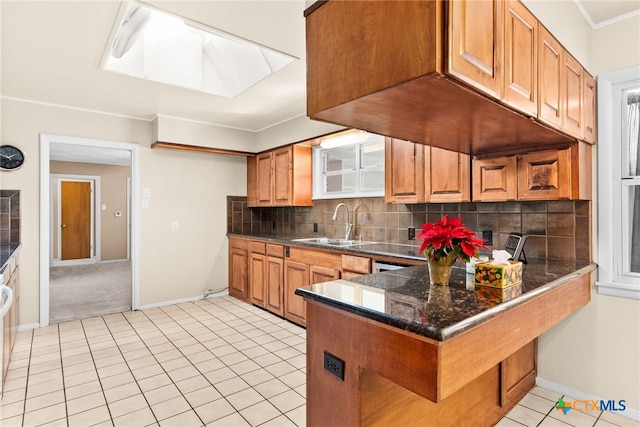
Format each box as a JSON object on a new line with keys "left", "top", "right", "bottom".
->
{"left": 284, "top": 260, "right": 310, "bottom": 326}
{"left": 562, "top": 53, "right": 584, "bottom": 139}
{"left": 266, "top": 257, "right": 285, "bottom": 316}
{"left": 256, "top": 152, "right": 273, "bottom": 207}
{"left": 472, "top": 156, "right": 517, "bottom": 201}
{"left": 427, "top": 147, "right": 470, "bottom": 202}
{"left": 517, "top": 149, "right": 571, "bottom": 200}
{"left": 501, "top": 340, "right": 537, "bottom": 407}
{"left": 273, "top": 147, "right": 293, "bottom": 206}
{"left": 385, "top": 138, "right": 426, "bottom": 204}
{"left": 583, "top": 73, "right": 596, "bottom": 144}
{"left": 310, "top": 265, "right": 340, "bottom": 285}
{"left": 249, "top": 253, "right": 266, "bottom": 307}
{"left": 503, "top": 0, "right": 537, "bottom": 116}
{"left": 247, "top": 156, "right": 258, "bottom": 207}
{"left": 448, "top": 0, "right": 503, "bottom": 99}
{"left": 229, "top": 247, "right": 249, "bottom": 300}
{"left": 538, "top": 26, "right": 563, "bottom": 129}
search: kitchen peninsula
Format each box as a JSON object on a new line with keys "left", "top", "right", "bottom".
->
{"left": 296, "top": 259, "right": 595, "bottom": 426}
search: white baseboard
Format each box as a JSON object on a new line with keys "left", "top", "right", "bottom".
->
{"left": 536, "top": 377, "right": 640, "bottom": 422}
{"left": 18, "top": 323, "right": 41, "bottom": 332}
{"left": 138, "top": 290, "right": 229, "bottom": 310}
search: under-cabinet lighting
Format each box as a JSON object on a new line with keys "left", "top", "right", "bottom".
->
{"left": 319, "top": 130, "right": 369, "bottom": 149}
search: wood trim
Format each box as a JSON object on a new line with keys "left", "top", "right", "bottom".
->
{"left": 151, "top": 141, "right": 254, "bottom": 157}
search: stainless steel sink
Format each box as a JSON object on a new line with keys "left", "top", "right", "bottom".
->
{"left": 292, "top": 237, "right": 374, "bottom": 247}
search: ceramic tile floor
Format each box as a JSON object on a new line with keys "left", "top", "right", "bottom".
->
{"left": 0, "top": 295, "right": 637, "bottom": 427}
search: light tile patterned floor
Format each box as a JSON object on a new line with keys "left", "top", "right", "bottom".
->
{"left": 0, "top": 295, "right": 638, "bottom": 427}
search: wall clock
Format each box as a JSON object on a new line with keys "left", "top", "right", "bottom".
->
{"left": 0, "top": 145, "right": 25, "bottom": 170}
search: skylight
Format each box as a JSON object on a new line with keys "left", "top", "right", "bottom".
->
{"left": 101, "top": 2, "right": 296, "bottom": 98}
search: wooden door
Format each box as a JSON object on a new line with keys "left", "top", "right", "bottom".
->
{"left": 249, "top": 253, "right": 266, "bottom": 307}
{"left": 583, "top": 73, "right": 596, "bottom": 144}
{"left": 256, "top": 152, "right": 273, "bottom": 207}
{"left": 384, "top": 138, "right": 426, "bottom": 204}
{"left": 562, "top": 53, "right": 584, "bottom": 139}
{"left": 427, "top": 147, "right": 470, "bottom": 202}
{"left": 284, "top": 260, "right": 309, "bottom": 326}
{"left": 229, "top": 246, "right": 248, "bottom": 300}
{"left": 272, "top": 147, "right": 292, "bottom": 206}
{"left": 538, "top": 26, "right": 563, "bottom": 129}
{"left": 448, "top": 0, "right": 503, "bottom": 99}
{"left": 472, "top": 156, "right": 517, "bottom": 201}
{"left": 517, "top": 149, "right": 571, "bottom": 200}
{"left": 266, "top": 257, "right": 284, "bottom": 316}
{"left": 503, "top": 0, "right": 537, "bottom": 116}
{"left": 61, "top": 181, "right": 92, "bottom": 260}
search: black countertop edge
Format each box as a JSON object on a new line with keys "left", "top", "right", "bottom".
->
{"left": 227, "top": 233, "right": 426, "bottom": 263}
{"left": 0, "top": 243, "right": 22, "bottom": 273}
{"left": 295, "top": 261, "right": 597, "bottom": 342}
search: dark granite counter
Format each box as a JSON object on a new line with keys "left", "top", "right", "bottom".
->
{"left": 227, "top": 232, "right": 426, "bottom": 264}
{"left": 0, "top": 243, "right": 21, "bottom": 274}
{"left": 296, "top": 258, "right": 596, "bottom": 341}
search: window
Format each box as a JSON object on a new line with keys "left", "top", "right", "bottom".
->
{"left": 313, "top": 133, "right": 385, "bottom": 199}
{"left": 597, "top": 65, "right": 640, "bottom": 299}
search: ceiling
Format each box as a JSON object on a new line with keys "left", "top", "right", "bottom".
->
{"left": 1, "top": 0, "right": 639, "bottom": 146}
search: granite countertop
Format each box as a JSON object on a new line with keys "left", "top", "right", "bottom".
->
{"left": 0, "top": 243, "right": 21, "bottom": 274}
{"left": 295, "top": 258, "right": 596, "bottom": 342}
{"left": 227, "top": 233, "right": 427, "bottom": 263}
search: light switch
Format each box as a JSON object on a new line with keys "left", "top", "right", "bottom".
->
{"left": 142, "top": 199, "right": 150, "bottom": 208}
{"left": 171, "top": 221, "right": 179, "bottom": 231}
{"left": 101, "top": 204, "right": 107, "bottom": 211}
{"left": 142, "top": 188, "right": 151, "bottom": 198}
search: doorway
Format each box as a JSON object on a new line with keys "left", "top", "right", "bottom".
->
{"left": 39, "top": 134, "right": 140, "bottom": 327}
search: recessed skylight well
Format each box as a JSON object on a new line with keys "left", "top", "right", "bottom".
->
{"left": 101, "top": 2, "right": 296, "bottom": 98}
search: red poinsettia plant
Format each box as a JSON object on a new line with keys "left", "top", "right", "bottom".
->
{"left": 417, "top": 215, "right": 489, "bottom": 264}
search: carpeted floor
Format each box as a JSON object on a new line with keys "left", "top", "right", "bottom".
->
{"left": 49, "top": 260, "right": 132, "bottom": 324}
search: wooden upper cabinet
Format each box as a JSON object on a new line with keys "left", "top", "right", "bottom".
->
{"left": 448, "top": 0, "right": 504, "bottom": 99}
{"left": 248, "top": 145, "right": 312, "bottom": 207}
{"left": 583, "top": 73, "right": 597, "bottom": 144}
{"left": 385, "top": 138, "right": 427, "bottom": 204}
{"left": 256, "top": 152, "right": 273, "bottom": 207}
{"left": 385, "top": 139, "right": 469, "bottom": 204}
{"left": 427, "top": 147, "right": 470, "bottom": 203}
{"left": 538, "top": 25, "right": 563, "bottom": 129}
{"left": 562, "top": 53, "right": 584, "bottom": 139}
{"left": 503, "top": 0, "right": 537, "bottom": 116}
{"left": 472, "top": 156, "right": 517, "bottom": 201}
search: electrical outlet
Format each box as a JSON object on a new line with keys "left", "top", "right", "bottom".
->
{"left": 313, "top": 223, "right": 318, "bottom": 232}
{"left": 408, "top": 227, "right": 416, "bottom": 240}
{"left": 482, "top": 230, "right": 493, "bottom": 246}
{"left": 323, "top": 351, "right": 345, "bottom": 381}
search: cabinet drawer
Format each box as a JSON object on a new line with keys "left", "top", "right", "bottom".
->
{"left": 342, "top": 255, "right": 371, "bottom": 274}
{"left": 250, "top": 241, "right": 266, "bottom": 254}
{"left": 266, "top": 244, "right": 284, "bottom": 258}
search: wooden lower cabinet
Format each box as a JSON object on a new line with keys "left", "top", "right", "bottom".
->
{"left": 502, "top": 339, "right": 537, "bottom": 408}
{"left": 284, "top": 261, "right": 310, "bottom": 326}
{"left": 265, "top": 257, "right": 285, "bottom": 316}
{"left": 2, "top": 251, "right": 20, "bottom": 389}
{"left": 228, "top": 237, "right": 249, "bottom": 301}
{"left": 249, "top": 253, "right": 267, "bottom": 307}
{"left": 284, "top": 250, "right": 342, "bottom": 327}
{"left": 249, "top": 243, "right": 285, "bottom": 317}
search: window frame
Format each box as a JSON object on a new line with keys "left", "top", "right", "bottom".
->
{"left": 596, "top": 65, "right": 640, "bottom": 300}
{"left": 312, "top": 135, "right": 385, "bottom": 199}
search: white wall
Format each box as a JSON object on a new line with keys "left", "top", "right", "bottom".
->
{"left": 0, "top": 98, "right": 248, "bottom": 324}
{"left": 522, "top": 1, "right": 640, "bottom": 415}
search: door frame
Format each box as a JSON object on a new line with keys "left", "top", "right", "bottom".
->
{"left": 52, "top": 175, "right": 100, "bottom": 266}
{"left": 39, "top": 134, "right": 140, "bottom": 327}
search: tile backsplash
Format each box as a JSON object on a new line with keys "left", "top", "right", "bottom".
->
{"left": 0, "top": 190, "right": 20, "bottom": 244}
{"left": 227, "top": 196, "right": 591, "bottom": 262}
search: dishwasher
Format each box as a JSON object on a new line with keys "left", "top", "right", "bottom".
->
{"left": 0, "top": 274, "right": 14, "bottom": 400}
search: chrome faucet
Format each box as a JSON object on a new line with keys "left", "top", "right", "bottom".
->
{"left": 332, "top": 203, "right": 354, "bottom": 240}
